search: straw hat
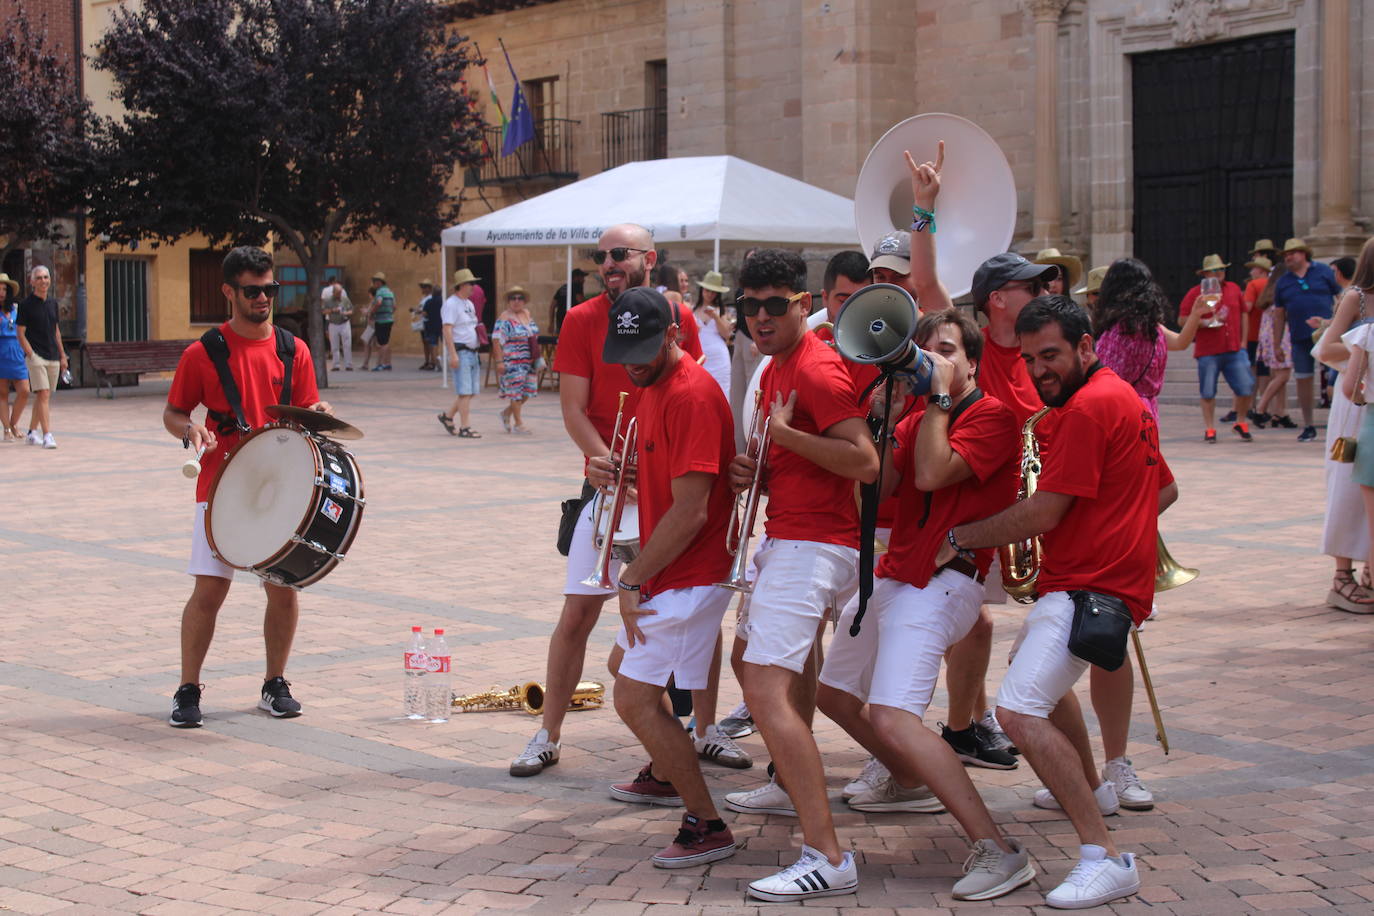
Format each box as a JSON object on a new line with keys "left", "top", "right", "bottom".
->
{"left": 1033, "top": 248, "right": 1083, "bottom": 290}
{"left": 1244, "top": 255, "right": 1273, "bottom": 271}
{"left": 1281, "top": 237, "right": 1312, "bottom": 255}
{"left": 371, "top": 271, "right": 387, "bottom": 282}
{"left": 505, "top": 285, "right": 528, "bottom": 299}
{"left": 1249, "top": 238, "right": 1279, "bottom": 257}
{"left": 697, "top": 270, "right": 730, "bottom": 294}
{"left": 418, "top": 279, "right": 434, "bottom": 288}
{"left": 452, "top": 268, "right": 480, "bottom": 286}
{"left": 1196, "top": 254, "right": 1230, "bottom": 275}
{"left": 0, "top": 273, "right": 17, "bottom": 296}
{"left": 1074, "top": 265, "right": 1107, "bottom": 295}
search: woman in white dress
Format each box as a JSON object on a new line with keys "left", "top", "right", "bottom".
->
{"left": 693, "top": 270, "right": 733, "bottom": 400}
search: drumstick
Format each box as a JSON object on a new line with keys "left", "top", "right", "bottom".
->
{"left": 182, "top": 444, "right": 208, "bottom": 479}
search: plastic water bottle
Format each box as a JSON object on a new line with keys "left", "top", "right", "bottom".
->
{"left": 426, "top": 628, "right": 452, "bottom": 722}
{"left": 403, "top": 626, "right": 427, "bottom": 719}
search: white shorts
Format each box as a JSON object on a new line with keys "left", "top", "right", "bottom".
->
{"left": 188, "top": 502, "right": 235, "bottom": 580}
{"left": 820, "top": 569, "right": 984, "bottom": 717}
{"left": 983, "top": 554, "right": 1009, "bottom": 605}
{"left": 740, "top": 538, "right": 859, "bottom": 673}
{"left": 563, "top": 497, "right": 633, "bottom": 597}
{"left": 996, "top": 591, "right": 1089, "bottom": 718}
{"left": 615, "top": 585, "right": 733, "bottom": 690}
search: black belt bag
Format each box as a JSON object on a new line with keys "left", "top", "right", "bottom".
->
{"left": 557, "top": 480, "right": 597, "bottom": 557}
{"left": 1067, "top": 590, "right": 1132, "bottom": 671}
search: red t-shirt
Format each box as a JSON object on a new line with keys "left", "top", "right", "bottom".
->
{"left": 759, "top": 331, "right": 866, "bottom": 547}
{"left": 167, "top": 324, "right": 321, "bottom": 502}
{"left": 877, "top": 395, "right": 1019, "bottom": 588}
{"left": 980, "top": 327, "right": 1043, "bottom": 428}
{"left": 1180, "top": 281, "right": 1246, "bottom": 357}
{"left": 1033, "top": 366, "right": 1174, "bottom": 625}
{"left": 553, "top": 292, "right": 703, "bottom": 448}
{"left": 1243, "top": 277, "right": 1267, "bottom": 342}
{"left": 634, "top": 357, "right": 735, "bottom": 597}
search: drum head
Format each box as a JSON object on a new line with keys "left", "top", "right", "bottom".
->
{"left": 612, "top": 505, "right": 640, "bottom": 545}
{"left": 208, "top": 427, "right": 318, "bottom": 567}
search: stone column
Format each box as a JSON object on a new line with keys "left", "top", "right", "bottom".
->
{"left": 1307, "top": 0, "right": 1363, "bottom": 256}
{"left": 1024, "top": 0, "right": 1068, "bottom": 252}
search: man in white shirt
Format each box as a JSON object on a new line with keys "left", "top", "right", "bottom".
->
{"left": 322, "top": 280, "right": 354, "bottom": 371}
{"left": 438, "top": 269, "right": 482, "bottom": 438}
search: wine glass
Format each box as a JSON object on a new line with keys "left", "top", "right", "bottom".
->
{"left": 1198, "top": 277, "right": 1224, "bottom": 328}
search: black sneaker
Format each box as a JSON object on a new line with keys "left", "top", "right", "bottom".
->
{"left": 1298, "top": 426, "right": 1318, "bottom": 442}
{"left": 1273, "top": 415, "right": 1298, "bottom": 429}
{"left": 1249, "top": 410, "right": 1270, "bottom": 428}
{"left": 259, "top": 677, "right": 302, "bottom": 718}
{"left": 170, "top": 683, "right": 203, "bottom": 728}
{"left": 940, "top": 721, "right": 1018, "bottom": 770}
{"left": 1220, "top": 410, "right": 1237, "bottom": 423}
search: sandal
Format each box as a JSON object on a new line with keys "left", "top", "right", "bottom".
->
{"left": 1328, "top": 571, "right": 1374, "bottom": 614}
{"left": 458, "top": 427, "right": 482, "bottom": 438}
{"left": 513, "top": 426, "right": 533, "bottom": 436}
{"left": 437, "top": 412, "right": 456, "bottom": 435}
{"left": 500, "top": 408, "right": 513, "bottom": 433}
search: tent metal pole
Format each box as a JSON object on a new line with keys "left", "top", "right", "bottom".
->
{"left": 713, "top": 238, "right": 720, "bottom": 271}
{"left": 440, "top": 248, "right": 449, "bottom": 389}
{"left": 565, "top": 245, "right": 573, "bottom": 321}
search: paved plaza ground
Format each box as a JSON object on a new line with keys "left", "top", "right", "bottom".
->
{"left": 1, "top": 366, "right": 1372, "bottom": 915}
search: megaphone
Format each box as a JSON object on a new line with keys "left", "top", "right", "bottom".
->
{"left": 833, "top": 283, "right": 933, "bottom": 396}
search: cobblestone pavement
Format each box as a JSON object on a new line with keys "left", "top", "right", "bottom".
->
{"left": 2, "top": 368, "right": 1371, "bottom": 915}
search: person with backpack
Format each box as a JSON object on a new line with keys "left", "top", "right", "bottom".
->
{"left": 162, "top": 246, "right": 331, "bottom": 729}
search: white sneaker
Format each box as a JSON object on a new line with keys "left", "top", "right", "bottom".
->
{"left": 725, "top": 779, "right": 796, "bottom": 816}
{"left": 847, "top": 777, "right": 946, "bottom": 813}
{"left": 952, "top": 838, "right": 1036, "bottom": 901}
{"left": 1044, "top": 845, "right": 1139, "bottom": 909}
{"left": 1033, "top": 780, "right": 1120, "bottom": 816}
{"left": 747, "top": 844, "right": 858, "bottom": 902}
{"left": 509, "top": 728, "right": 560, "bottom": 777}
{"left": 1103, "top": 757, "right": 1154, "bottom": 810}
{"left": 694, "top": 724, "right": 753, "bottom": 769}
{"left": 41, "top": 433, "right": 56, "bottom": 449}
{"left": 25, "top": 430, "right": 40, "bottom": 445}
{"left": 842, "top": 755, "right": 889, "bottom": 799}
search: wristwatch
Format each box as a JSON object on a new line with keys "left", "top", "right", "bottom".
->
{"left": 929, "top": 391, "right": 952, "bottom": 411}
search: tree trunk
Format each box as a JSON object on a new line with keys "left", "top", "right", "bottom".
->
{"left": 302, "top": 248, "right": 330, "bottom": 390}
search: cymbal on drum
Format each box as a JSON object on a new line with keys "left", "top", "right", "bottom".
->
{"left": 265, "top": 404, "right": 364, "bottom": 439}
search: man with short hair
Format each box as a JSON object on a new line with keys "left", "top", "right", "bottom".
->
{"left": 366, "top": 271, "right": 395, "bottom": 371}
{"left": 1179, "top": 254, "right": 1255, "bottom": 442}
{"left": 414, "top": 280, "right": 441, "bottom": 370}
{"left": 590, "top": 286, "right": 739, "bottom": 869}
{"left": 163, "top": 246, "right": 330, "bottom": 728}
{"left": 439, "top": 269, "right": 482, "bottom": 438}
{"left": 939, "top": 295, "right": 1176, "bottom": 909}
{"left": 817, "top": 308, "right": 1034, "bottom": 901}
{"left": 322, "top": 279, "right": 354, "bottom": 372}
{"left": 723, "top": 248, "right": 879, "bottom": 903}
{"left": 1273, "top": 238, "right": 1341, "bottom": 440}
{"left": 510, "top": 223, "right": 707, "bottom": 778}
{"left": 15, "top": 265, "right": 67, "bottom": 448}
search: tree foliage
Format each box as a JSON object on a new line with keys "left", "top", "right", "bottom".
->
{"left": 90, "top": 0, "right": 487, "bottom": 384}
{"left": 0, "top": 2, "right": 96, "bottom": 264}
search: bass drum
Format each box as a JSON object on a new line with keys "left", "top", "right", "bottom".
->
{"left": 206, "top": 424, "right": 365, "bottom": 589}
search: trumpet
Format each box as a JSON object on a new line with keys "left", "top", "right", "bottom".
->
{"left": 999, "top": 407, "right": 1050, "bottom": 603}
{"left": 718, "top": 390, "right": 769, "bottom": 593}
{"left": 582, "top": 393, "right": 638, "bottom": 590}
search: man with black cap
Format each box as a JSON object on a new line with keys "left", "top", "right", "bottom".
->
{"left": 586, "top": 286, "right": 739, "bottom": 869}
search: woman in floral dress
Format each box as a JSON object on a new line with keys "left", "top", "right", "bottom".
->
{"left": 492, "top": 286, "right": 539, "bottom": 434}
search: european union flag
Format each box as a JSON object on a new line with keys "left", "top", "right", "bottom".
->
{"left": 502, "top": 80, "right": 535, "bottom": 156}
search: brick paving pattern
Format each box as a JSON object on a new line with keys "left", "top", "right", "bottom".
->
{"left": 1, "top": 369, "right": 1370, "bottom": 914}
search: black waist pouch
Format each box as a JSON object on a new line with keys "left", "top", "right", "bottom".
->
{"left": 1067, "top": 590, "right": 1132, "bottom": 671}
{"left": 557, "top": 479, "right": 597, "bottom": 557}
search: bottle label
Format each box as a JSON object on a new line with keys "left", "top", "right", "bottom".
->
{"left": 405, "top": 651, "right": 428, "bottom": 671}
{"left": 427, "top": 654, "right": 450, "bottom": 674}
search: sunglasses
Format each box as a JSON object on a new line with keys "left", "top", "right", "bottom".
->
{"left": 509, "top": 294, "right": 527, "bottom": 300}
{"left": 234, "top": 282, "right": 281, "bottom": 300}
{"left": 737, "top": 290, "right": 809, "bottom": 318}
{"left": 591, "top": 247, "right": 649, "bottom": 265}
{"left": 1297, "top": 278, "right": 1310, "bottom": 291}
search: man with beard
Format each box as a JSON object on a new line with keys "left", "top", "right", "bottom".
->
{"left": 936, "top": 295, "right": 1177, "bottom": 909}
{"left": 587, "top": 287, "right": 739, "bottom": 869}
{"left": 162, "top": 246, "right": 331, "bottom": 728}
{"left": 510, "top": 223, "right": 712, "bottom": 778}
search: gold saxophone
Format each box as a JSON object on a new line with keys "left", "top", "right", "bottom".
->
{"left": 451, "top": 681, "right": 605, "bottom": 716}
{"left": 998, "top": 407, "right": 1050, "bottom": 603}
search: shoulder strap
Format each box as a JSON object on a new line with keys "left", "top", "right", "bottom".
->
{"left": 274, "top": 326, "right": 295, "bottom": 406}
{"left": 915, "top": 388, "right": 984, "bottom": 530}
{"left": 200, "top": 328, "right": 250, "bottom": 433}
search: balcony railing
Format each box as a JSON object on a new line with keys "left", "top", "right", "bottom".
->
{"left": 470, "top": 118, "right": 579, "bottom": 186}
{"left": 601, "top": 106, "right": 667, "bottom": 171}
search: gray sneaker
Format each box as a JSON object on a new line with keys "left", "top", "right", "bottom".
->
{"left": 718, "top": 701, "right": 755, "bottom": 739}
{"left": 846, "top": 777, "right": 946, "bottom": 813}
{"left": 952, "top": 838, "right": 1035, "bottom": 901}
{"left": 979, "top": 709, "right": 1018, "bottom": 755}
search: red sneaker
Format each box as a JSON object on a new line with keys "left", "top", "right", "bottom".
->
{"left": 651, "top": 813, "right": 736, "bottom": 868}
{"left": 609, "top": 764, "right": 683, "bottom": 807}
{"left": 1204, "top": 428, "right": 1217, "bottom": 443}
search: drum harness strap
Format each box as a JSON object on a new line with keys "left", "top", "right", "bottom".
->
{"left": 200, "top": 326, "right": 296, "bottom": 436}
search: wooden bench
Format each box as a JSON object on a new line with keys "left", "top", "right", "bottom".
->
{"left": 85, "top": 339, "right": 196, "bottom": 398}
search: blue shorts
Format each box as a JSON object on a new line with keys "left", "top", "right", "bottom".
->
{"left": 1196, "top": 348, "right": 1254, "bottom": 400}
{"left": 453, "top": 348, "right": 480, "bottom": 395}
{"left": 1288, "top": 326, "right": 1317, "bottom": 378}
